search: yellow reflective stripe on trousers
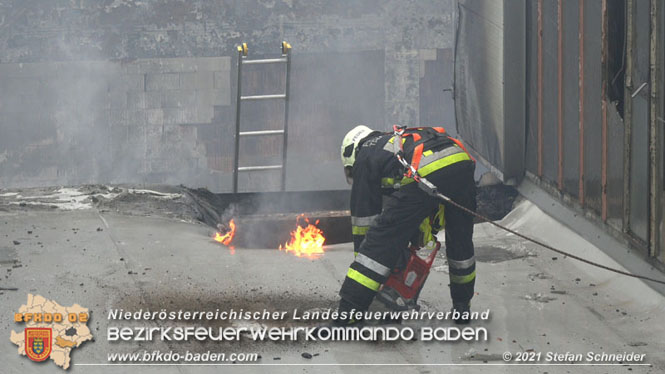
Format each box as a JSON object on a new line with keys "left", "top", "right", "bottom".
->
{"left": 450, "top": 271, "right": 476, "bottom": 284}
{"left": 401, "top": 152, "right": 471, "bottom": 186}
{"left": 352, "top": 226, "right": 369, "bottom": 235}
{"left": 347, "top": 268, "right": 381, "bottom": 291}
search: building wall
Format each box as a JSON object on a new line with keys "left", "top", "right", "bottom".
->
{"left": 453, "top": 0, "right": 525, "bottom": 184}
{"left": 0, "top": 0, "right": 455, "bottom": 192}
{"left": 0, "top": 57, "right": 228, "bottom": 187}
{"left": 455, "top": 0, "right": 665, "bottom": 266}
{"left": 522, "top": 0, "right": 660, "bottom": 257}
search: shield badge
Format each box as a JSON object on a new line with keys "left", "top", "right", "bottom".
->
{"left": 25, "top": 328, "right": 52, "bottom": 362}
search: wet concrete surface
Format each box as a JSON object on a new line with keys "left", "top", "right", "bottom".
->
{"left": 0, "top": 188, "right": 664, "bottom": 373}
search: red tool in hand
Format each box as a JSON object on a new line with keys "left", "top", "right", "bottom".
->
{"left": 376, "top": 241, "right": 441, "bottom": 311}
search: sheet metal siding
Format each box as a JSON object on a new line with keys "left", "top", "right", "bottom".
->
{"left": 455, "top": 0, "right": 665, "bottom": 263}
{"left": 659, "top": 0, "right": 665, "bottom": 263}
{"left": 525, "top": 0, "right": 540, "bottom": 176}
{"left": 562, "top": 0, "right": 581, "bottom": 198}
{"left": 583, "top": 0, "right": 604, "bottom": 214}
{"left": 502, "top": 0, "right": 526, "bottom": 180}
{"left": 455, "top": 0, "right": 505, "bottom": 172}
{"left": 607, "top": 104, "right": 625, "bottom": 229}
{"left": 542, "top": 0, "right": 560, "bottom": 184}
{"left": 628, "top": 1, "right": 651, "bottom": 241}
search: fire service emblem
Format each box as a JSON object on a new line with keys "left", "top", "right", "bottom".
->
{"left": 25, "top": 328, "right": 52, "bottom": 362}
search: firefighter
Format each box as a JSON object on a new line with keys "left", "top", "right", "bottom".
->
{"left": 338, "top": 125, "right": 477, "bottom": 325}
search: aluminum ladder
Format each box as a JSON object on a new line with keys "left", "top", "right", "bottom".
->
{"left": 233, "top": 41, "right": 292, "bottom": 193}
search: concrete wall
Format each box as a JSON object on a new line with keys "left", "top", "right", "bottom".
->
{"left": 0, "top": 0, "right": 455, "bottom": 191}
{"left": 0, "top": 58, "right": 229, "bottom": 187}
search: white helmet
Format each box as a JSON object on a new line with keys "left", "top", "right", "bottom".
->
{"left": 340, "top": 125, "right": 374, "bottom": 168}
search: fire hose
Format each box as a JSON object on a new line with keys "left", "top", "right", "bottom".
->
{"left": 391, "top": 126, "right": 665, "bottom": 286}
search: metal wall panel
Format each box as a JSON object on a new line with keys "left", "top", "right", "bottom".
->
{"left": 659, "top": 0, "right": 665, "bottom": 262}
{"left": 503, "top": 1, "right": 527, "bottom": 181}
{"left": 562, "top": 0, "right": 581, "bottom": 198}
{"left": 542, "top": 0, "right": 560, "bottom": 184}
{"left": 628, "top": 0, "right": 651, "bottom": 241}
{"left": 455, "top": 0, "right": 505, "bottom": 171}
{"left": 455, "top": 0, "right": 525, "bottom": 183}
{"left": 607, "top": 104, "right": 625, "bottom": 228}
{"left": 583, "top": 0, "right": 603, "bottom": 214}
{"left": 630, "top": 95, "right": 649, "bottom": 240}
{"left": 456, "top": 0, "right": 665, "bottom": 265}
{"left": 525, "top": 0, "right": 539, "bottom": 175}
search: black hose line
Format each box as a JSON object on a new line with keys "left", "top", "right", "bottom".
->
{"left": 432, "top": 189, "right": 665, "bottom": 286}
{"left": 389, "top": 125, "right": 665, "bottom": 286}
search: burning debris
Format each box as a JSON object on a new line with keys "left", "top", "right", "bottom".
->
{"left": 279, "top": 214, "right": 326, "bottom": 258}
{"left": 214, "top": 219, "right": 237, "bottom": 252}
{"left": 210, "top": 213, "right": 336, "bottom": 253}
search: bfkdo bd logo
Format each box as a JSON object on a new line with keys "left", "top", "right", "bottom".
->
{"left": 25, "top": 328, "right": 52, "bottom": 362}
{"left": 11, "top": 295, "right": 93, "bottom": 370}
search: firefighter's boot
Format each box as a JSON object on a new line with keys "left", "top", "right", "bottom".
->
{"left": 452, "top": 302, "right": 471, "bottom": 325}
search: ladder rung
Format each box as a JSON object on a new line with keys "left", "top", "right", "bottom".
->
{"left": 238, "top": 165, "right": 283, "bottom": 172}
{"left": 242, "top": 58, "right": 288, "bottom": 65}
{"left": 241, "top": 94, "right": 286, "bottom": 101}
{"left": 239, "top": 130, "right": 285, "bottom": 137}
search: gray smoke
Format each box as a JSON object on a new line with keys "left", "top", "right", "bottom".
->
{"left": 0, "top": 0, "right": 456, "bottom": 193}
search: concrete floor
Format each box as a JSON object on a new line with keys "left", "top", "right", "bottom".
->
{"left": 1, "top": 191, "right": 664, "bottom": 373}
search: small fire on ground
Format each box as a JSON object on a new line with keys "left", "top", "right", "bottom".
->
{"left": 213, "top": 215, "right": 326, "bottom": 257}
{"left": 213, "top": 219, "right": 236, "bottom": 253}
{"left": 279, "top": 214, "right": 326, "bottom": 258}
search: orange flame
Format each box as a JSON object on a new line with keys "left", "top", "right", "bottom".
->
{"left": 279, "top": 214, "right": 325, "bottom": 258}
{"left": 214, "top": 219, "right": 236, "bottom": 251}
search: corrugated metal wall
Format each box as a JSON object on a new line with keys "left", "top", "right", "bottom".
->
{"left": 455, "top": 0, "right": 664, "bottom": 264}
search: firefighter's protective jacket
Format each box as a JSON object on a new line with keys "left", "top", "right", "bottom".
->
{"left": 350, "top": 127, "right": 469, "bottom": 250}
{"left": 341, "top": 127, "right": 477, "bottom": 310}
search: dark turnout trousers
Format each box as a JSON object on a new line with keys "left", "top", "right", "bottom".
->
{"left": 340, "top": 160, "right": 477, "bottom": 311}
